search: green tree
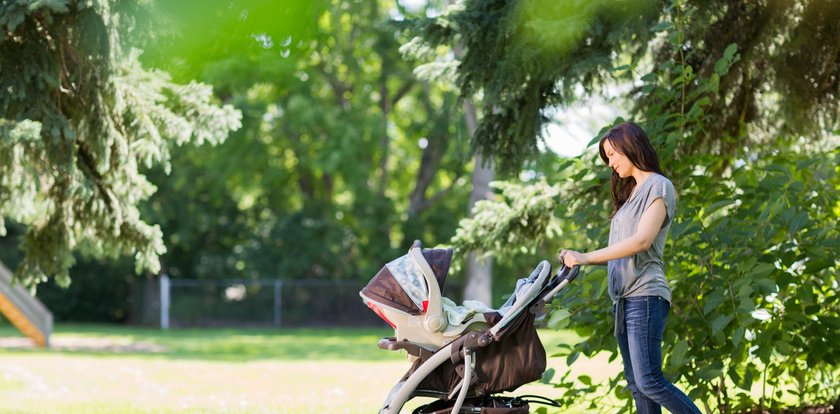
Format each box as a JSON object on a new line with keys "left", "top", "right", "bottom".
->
{"left": 0, "top": 1, "right": 241, "bottom": 287}
{"left": 410, "top": 0, "right": 840, "bottom": 411}
{"left": 136, "top": 0, "right": 477, "bottom": 284}
{"left": 406, "top": 0, "right": 839, "bottom": 173}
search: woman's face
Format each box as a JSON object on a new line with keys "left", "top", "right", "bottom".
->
{"left": 602, "top": 139, "right": 633, "bottom": 178}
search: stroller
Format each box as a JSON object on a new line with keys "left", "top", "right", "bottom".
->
{"left": 360, "top": 241, "right": 579, "bottom": 414}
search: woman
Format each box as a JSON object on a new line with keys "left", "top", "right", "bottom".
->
{"left": 558, "top": 122, "right": 701, "bottom": 414}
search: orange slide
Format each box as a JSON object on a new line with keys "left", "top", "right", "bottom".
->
{"left": 0, "top": 261, "right": 53, "bottom": 347}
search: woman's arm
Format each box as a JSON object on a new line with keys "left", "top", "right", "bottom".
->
{"left": 560, "top": 198, "right": 668, "bottom": 267}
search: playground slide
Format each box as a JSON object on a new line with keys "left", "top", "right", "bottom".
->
{"left": 0, "top": 261, "right": 53, "bottom": 347}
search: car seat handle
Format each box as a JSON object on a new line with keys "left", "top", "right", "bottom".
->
{"left": 408, "top": 244, "right": 448, "bottom": 333}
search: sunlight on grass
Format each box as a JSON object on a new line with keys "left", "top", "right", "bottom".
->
{"left": 0, "top": 324, "right": 615, "bottom": 413}
{"left": 1, "top": 324, "right": 403, "bottom": 361}
{"left": 6, "top": 323, "right": 779, "bottom": 414}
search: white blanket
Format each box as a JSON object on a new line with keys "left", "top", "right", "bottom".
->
{"left": 441, "top": 297, "right": 494, "bottom": 326}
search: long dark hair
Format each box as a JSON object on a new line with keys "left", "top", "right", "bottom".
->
{"left": 598, "top": 122, "right": 665, "bottom": 216}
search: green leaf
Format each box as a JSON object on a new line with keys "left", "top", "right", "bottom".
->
{"left": 28, "top": 0, "right": 70, "bottom": 14}
{"left": 736, "top": 297, "right": 754, "bottom": 313}
{"left": 566, "top": 351, "right": 580, "bottom": 366}
{"left": 541, "top": 368, "right": 556, "bottom": 384}
{"left": 788, "top": 212, "right": 809, "bottom": 234}
{"left": 759, "top": 198, "right": 784, "bottom": 221}
{"left": 708, "top": 73, "right": 721, "bottom": 93}
{"left": 586, "top": 134, "right": 602, "bottom": 148}
{"left": 756, "top": 344, "right": 772, "bottom": 364}
{"left": 739, "top": 366, "right": 754, "bottom": 391}
{"left": 732, "top": 326, "right": 745, "bottom": 347}
{"left": 787, "top": 311, "right": 808, "bottom": 323}
{"left": 752, "top": 263, "right": 775, "bottom": 279}
{"left": 703, "top": 291, "right": 725, "bottom": 315}
{"left": 711, "top": 314, "right": 733, "bottom": 335}
{"left": 774, "top": 339, "right": 793, "bottom": 354}
{"left": 0, "top": 9, "right": 26, "bottom": 31}
{"left": 669, "top": 340, "right": 689, "bottom": 369}
{"left": 756, "top": 278, "right": 776, "bottom": 294}
{"left": 820, "top": 316, "right": 840, "bottom": 329}
{"left": 650, "top": 21, "right": 673, "bottom": 32}
{"left": 547, "top": 308, "right": 572, "bottom": 329}
{"left": 713, "top": 43, "right": 739, "bottom": 75}
{"left": 724, "top": 43, "right": 738, "bottom": 59}
{"left": 697, "top": 365, "right": 724, "bottom": 381}
{"left": 714, "top": 56, "right": 729, "bottom": 75}
{"left": 671, "top": 219, "right": 700, "bottom": 239}
{"left": 704, "top": 199, "right": 735, "bottom": 216}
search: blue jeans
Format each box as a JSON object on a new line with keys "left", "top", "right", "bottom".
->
{"left": 615, "top": 296, "right": 701, "bottom": 414}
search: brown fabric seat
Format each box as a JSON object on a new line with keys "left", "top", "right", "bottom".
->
{"left": 402, "top": 308, "right": 546, "bottom": 397}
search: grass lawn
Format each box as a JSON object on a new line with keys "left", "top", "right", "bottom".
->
{"left": 0, "top": 324, "right": 621, "bottom": 414}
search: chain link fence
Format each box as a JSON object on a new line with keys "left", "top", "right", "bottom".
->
{"left": 131, "top": 277, "right": 412, "bottom": 328}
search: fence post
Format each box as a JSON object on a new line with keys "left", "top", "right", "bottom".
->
{"left": 273, "top": 280, "right": 282, "bottom": 328}
{"left": 160, "top": 274, "right": 170, "bottom": 330}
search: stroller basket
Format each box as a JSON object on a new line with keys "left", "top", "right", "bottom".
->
{"left": 361, "top": 240, "right": 579, "bottom": 414}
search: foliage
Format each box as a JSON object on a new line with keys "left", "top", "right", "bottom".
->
{"left": 33, "top": 257, "right": 137, "bottom": 323}
{"left": 439, "top": 0, "right": 840, "bottom": 412}
{"left": 0, "top": 0, "right": 481, "bottom": 295}
{"left": 451, "top": 179, "right": 563, "bottom": 259}
{"left": 401, "top": 0, "right": 660, "bottom": 172}
{"left": 663, "top": 146, "right": 840, "bottom": 411}
{"left": 132, "top": 0, "right": 478, "bottom": 284}
{"left": 0, "top": 0, "right": 241, "bottom": 287}
{"left": 404, "top": 0, "right": 840, "bottom": 173}
{"left": 0, "top": 0, "right": 530, "bottom": 325}
{"left": 0, "top": 220, "right": 135, "bottom": 323}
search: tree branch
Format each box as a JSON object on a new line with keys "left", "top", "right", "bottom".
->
{"left": 390, "top": 80, "right": 416, "bottom": 108}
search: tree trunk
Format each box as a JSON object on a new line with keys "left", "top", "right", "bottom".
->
{"left": 462, "top": 99, "right": 494, "bottom": 305}
{"left": 407, "top": 89, "right": 452, "bottom": 217}
{"left": 377, "top": 81, "right": 391, "bottom": 197}
{"left": 407, "top": 140, "right": 444, "bottom": 216}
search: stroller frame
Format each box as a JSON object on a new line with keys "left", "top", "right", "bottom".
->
{"left": 363, "top": 241, "right": 579, "bottom": 414}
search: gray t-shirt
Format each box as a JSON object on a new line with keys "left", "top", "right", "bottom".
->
{"left": 607, "top": 173, "right": 676, "bottom": 304}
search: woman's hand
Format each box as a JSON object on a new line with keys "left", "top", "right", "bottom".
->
{"left": 557, "top": 249, "right": 588, "bottom": 267}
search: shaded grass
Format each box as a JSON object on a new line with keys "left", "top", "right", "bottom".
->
{"left": 3, "top": 324, "right": 831, "bottom": 413}
{"left": 0, "top": 323, "right": 583, "bottom": 362}
{"left": 1, "top": 323, "right": 408, "bottom": 361}
{"left": 0, "top": 324, "right": 591, "bottom": 414}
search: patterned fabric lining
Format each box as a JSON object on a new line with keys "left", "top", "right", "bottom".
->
{"left": 385, "top": 255, "right": 428, "bottom": 309}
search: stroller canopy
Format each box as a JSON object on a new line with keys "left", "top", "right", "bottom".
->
{"left": 361, "top": 248, "right": 453, "bottom": 315}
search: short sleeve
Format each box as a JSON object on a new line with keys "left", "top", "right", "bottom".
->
{"left": 644, "top": 176, "right": 676, "bottom": 225}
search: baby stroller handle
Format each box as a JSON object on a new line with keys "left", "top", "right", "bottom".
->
{"left": 541, "top": 265, "right": 580, "bottom": 304}
{"left": 562, "top": 265, "right": 581, "bottom": 282}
